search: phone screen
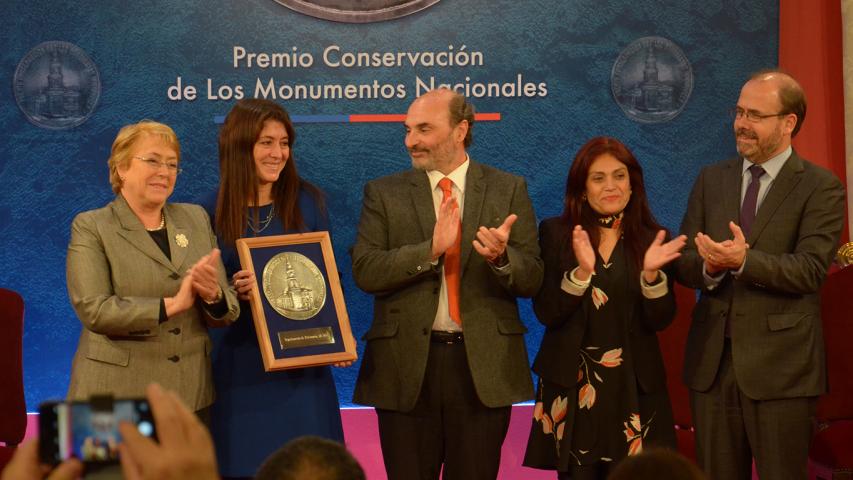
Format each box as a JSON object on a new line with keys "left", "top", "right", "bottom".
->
{"left": 39, "top": 399, "right": 155, "bottom": 465}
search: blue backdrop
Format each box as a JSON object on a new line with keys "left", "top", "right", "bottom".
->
{"left": 0, "top": 0, "right": 777, "bottom": 410}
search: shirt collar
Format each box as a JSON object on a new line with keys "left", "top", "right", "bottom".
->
{"left": 742, "top": 145, "right": 791, "bottom": 181}
{"left": 427, "top": 154, "right": 470, "bottom": 193}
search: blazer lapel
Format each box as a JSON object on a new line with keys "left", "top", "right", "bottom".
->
{"left": 747, "top": 151, "right": 803, "bottom": 244}
{"left": 165, "top": 205, "right": 190, "bottom": 272}
{"left": 721, "top": 158, "right": 742, "bottom": 233}
{"left": 408, "top": 171, "right": 437, "bottom": 241}
{"left": 460, "top": 161, "right": 485, "bottom": 274}
{"left": 112, "top": 196, "right": 177, "bottom": 273}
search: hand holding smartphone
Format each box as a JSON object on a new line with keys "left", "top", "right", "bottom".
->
{"left": 15, "top": 384, "right": 216, "bottom": 480}
{"left": 38, "top": 396, "right": 156, "bottom": 466}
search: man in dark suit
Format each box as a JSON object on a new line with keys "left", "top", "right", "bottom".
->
{"left": 675, "top": 70, "right": 846, "bottom": 479}
{"left": 351, "top": 88, "right": 543, "bottom": 479}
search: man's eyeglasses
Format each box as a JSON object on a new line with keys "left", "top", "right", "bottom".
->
{"left": 730, "top": 107, "right": 787, "bottom": 123}
{"left": 134, "top": 156, "right": 182, "bottom": 175}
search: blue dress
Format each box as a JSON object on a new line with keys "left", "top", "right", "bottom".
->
{"left": 201, "top": 189, "right": 344, "bottom": 477}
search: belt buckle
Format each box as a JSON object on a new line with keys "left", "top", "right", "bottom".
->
{"left": 432, "top": 330, "right": 460, "bottom": 344}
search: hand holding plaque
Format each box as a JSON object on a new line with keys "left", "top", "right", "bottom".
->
{"left": 236, "top": 232, "right": 357, "bottom": 371}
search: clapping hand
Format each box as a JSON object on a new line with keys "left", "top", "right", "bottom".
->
{"left": 473, "top": 214, "right": 517, "bottom": 264}
{"left": 431, "top": 195, "right": 460, "bottom": 261}
{"left": 642, "top": 230, "right": 687, "bottom": 283}
{"left": 695, "top": 222, "right": 749, "bottom": 274}
{"left": 165, "top": 272, "right": 197, "bottom": 317}
{"left": 190, "top": 249, "right": 223, "bottom": 303}
{"left": 571, "top": 225, "right": 596, "bottom": 281}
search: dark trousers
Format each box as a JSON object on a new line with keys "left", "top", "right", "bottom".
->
{"left": 376, "top": 341, "right": 511, "bottom": 480}
{"left": 691, "top": 341, "right": 816, "bottom": 480}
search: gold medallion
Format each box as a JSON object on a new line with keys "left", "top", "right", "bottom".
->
{"left": 262, "top": 252, "right": 326, "bottom": 320}
{"left": 175, "top": 233, "right": 189, "bottom": 248}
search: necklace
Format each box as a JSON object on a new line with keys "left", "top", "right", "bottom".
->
{"left": 145, "top": 212, "right": 165, "bottom": 232}
{"left": 248, "top": 204, "right": 275, "bottom": 234}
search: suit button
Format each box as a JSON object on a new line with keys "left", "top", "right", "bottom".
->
{"left": 169, "top": 328, "right": 181, "bottom": 335}
{"left": 433, "top": 288, "right": 439, "bottom": 294}
{"left": 167, "top": 355, "right": 180, "bottom": 363}
{"left": 422, "top": 328, "right": 429, "bottom": 335}
{"left": 169, "top": 272, "right": 180, "bottom": 280}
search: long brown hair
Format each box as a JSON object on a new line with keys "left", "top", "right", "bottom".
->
{"left": 216, "top": 99, "right": 324, "bottom": 246}
{"left": 561, "top": 136, "right": 666, "bottom": 269}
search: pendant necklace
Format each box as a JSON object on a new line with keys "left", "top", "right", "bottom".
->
{"left": 248, "top": 204, "right": 275, "bottom": 234}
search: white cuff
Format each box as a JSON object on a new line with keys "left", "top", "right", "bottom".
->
{"left": 702, "top": 263, "right": 726, "bottom": 290}
{"left": 640, "top": 270, "right": 668, "bottom": 299}
{"left": 489, "top": 259, "right": 512, "bottom": 274}
{"left": 561, "top": 267, "right": 591, "bottom": 296}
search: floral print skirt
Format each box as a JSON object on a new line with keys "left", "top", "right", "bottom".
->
{"left": 523, "top": 373, "right": 676, "bottom": 475}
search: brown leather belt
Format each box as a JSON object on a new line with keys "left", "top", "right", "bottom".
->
{"left": 430, "top": 330, "right": 464, "bottom": 344}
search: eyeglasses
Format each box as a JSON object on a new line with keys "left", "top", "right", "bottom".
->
{"left": 730, "top": 107, "right": 787, "bottom": 123}
{"left": 134, "top": 156, "right": 182, "bottom": 175}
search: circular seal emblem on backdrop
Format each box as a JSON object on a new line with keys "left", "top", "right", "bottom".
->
{"left": 263, "top": 252, "right": 327, "bottom": 320}
{"left": 13, "top": 41, "right": 100, "bottom": 130}
{"left": 611, "top": 36, "right": 692, "bottom": 124}
{"left": 273, "top": 0, "right": 441, "bottom": 23}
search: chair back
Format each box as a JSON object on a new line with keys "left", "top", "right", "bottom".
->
{"left": 658, "top": 283, "right": 697, "bottom": 460}
{"left": 817, "top": 266, "right": 853, "bottom": 420}
{"left": 0, "top": 288, "right": 26, "bottom": 445}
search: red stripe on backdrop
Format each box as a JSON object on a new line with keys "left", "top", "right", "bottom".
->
{"left": 349, "top": 113, "right": 502, "bottom": 123}
{"left": 779, "top": 0, "right": 849, "bottom": 242}
{"left": 349, "top": 114, "right": 406, "bottom": 122}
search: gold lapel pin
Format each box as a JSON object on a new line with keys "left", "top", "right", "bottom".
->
{"left": 175, "top": 233, "right": 189, "bottom": 248}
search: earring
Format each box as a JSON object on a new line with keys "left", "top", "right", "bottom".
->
{"left": 581, "top": 193, "right": 587, "bottom": 201}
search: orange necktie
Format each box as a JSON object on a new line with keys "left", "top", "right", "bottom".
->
{"left": 438, "top": 177, "right": 462, "bottom": 326}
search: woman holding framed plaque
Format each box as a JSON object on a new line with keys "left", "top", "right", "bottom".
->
{"left": 201, "top": 99, "right": 344, "bottom": 479}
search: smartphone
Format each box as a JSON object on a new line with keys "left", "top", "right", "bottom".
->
{"left": 38, "top": 397, "right": 156, "bottom": 465}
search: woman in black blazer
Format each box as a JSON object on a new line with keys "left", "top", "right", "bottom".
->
{"left": 523, "top": 137, "right": 686, "bottom": 479}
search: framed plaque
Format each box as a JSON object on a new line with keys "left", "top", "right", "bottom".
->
{"left": 236, "top": 232, "right": 357, "bottom": 371}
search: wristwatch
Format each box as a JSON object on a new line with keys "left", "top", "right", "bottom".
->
{"left": 203, "top": 287, "right": 223, "bottom": 305}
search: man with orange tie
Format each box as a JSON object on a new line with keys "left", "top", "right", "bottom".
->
{"left": 351, "top": 88, "right": 543, "bottom": 479}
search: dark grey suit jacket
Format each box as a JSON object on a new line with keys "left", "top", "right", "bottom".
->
{"left": 351, "top": 160, "right": 543, "bottom": 411}
{"left": 675, "top": 151, "right": 845, "bottom": 400}
{"left": 66, "top": 196, "right": 239, "bottom": 410}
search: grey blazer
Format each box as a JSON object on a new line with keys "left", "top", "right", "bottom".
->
{"left": 351, "top": 160, "right": 544, "bottom": 411}
{"left": 66, "top": 196, "right": 239, "bottom": 410}
{"left": 675, "top": 151, "right": 845, "bottom": 400}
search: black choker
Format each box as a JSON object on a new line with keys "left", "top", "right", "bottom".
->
{"left": 597, "top": 211, "right": 623, "bottom": 229}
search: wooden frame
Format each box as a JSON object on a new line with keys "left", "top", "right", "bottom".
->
{"left": 236, "top": 232, "right": 357, "bottom": 371}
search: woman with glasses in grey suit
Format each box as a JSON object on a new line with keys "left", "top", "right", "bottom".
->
{"left": 66, "top": 120, "right": 239, "bottom": 422}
